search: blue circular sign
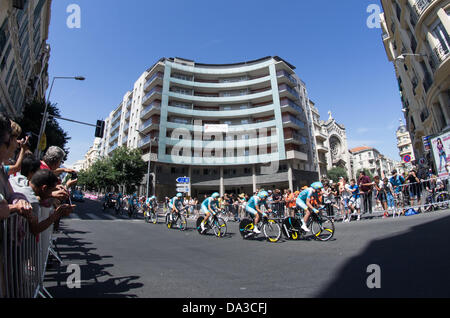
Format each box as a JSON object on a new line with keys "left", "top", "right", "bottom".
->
{"left": 403, "top": 155, "right": 411, "bottom": 163}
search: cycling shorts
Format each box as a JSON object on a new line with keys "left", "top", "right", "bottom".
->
{"left": 245, "top": 205, "right": 267, "bottom": 218}
{"left": 296, "top": 198, "right": 308, "bottom": 211}
{"left": 201, "top": 205, "right": 217, "bottom": 215}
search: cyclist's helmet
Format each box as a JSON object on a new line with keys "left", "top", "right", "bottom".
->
{"left": 311, "top": 182, "right": 324, "bottom": 190}
{"left": 212, "top": 192, "right": 220, "bottom": 199}
{"left": 151, "top": 196, "right": 156, "bottom": 200}
{"left": 258, "top": 191, "right": 269, "bottom": 200}
{"left": 177, "top": 193, "right": 183, "bottom": 198}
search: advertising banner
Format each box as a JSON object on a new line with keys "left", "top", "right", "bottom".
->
{"left": 431, "top": 131, "right": 450, "bottom": 178}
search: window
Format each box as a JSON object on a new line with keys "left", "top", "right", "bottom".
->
{"left": 432, "top": 23, "right": 450, "bottom": 56}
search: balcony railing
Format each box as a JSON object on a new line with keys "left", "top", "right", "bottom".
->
{"left": 282, "top": 115, "right": 305, "bottom": 128}
{"left": 142, "top": 87, "right": 162, "bottom": 104}
{"left": 141, "top": 102, "right": 161, "bottom": 118}
{"left": 280, "top": 99, "right": 303, "bottom": 114}
{"left": 144, "top": 72, "right": 163, "bottom": 90}
{"left": 279, "top": 84, "right": 300, "bottom": 100}
{"left": 140, "top": 118, "right": 158, "bottom": 131}
{"left": 413, "top": 0, "right": 433, "bottom": 16}
{"left": 277, "top": 70, "right": 298, "bottom": 86}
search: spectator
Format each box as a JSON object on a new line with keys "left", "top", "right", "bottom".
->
{"left": 389, "top": 169, "right": 405, "bottom": 214}
{"left": 339, "top": 177, "right": 352, "bottom": 222}
{"left": 285, "top": 189, "right": 296, "bottom": 218}
{"left": 358, "top": 171, "right": 373, "bottom": 214}
{"left": 3, "top": 121, "right": 30, "bottom": 176}
{"left": 406, "top": 168, "right": 421, "bottom": 211}
{"left": 322, "top": 181, "right": 334, "bottom": 218}
{"left": 348, "top": 179, "right": 361, "bottom": 221}
{"left": 0, "top": 113, "right": 32, "bottom": 220}
{"left": 9, "top": 161, "right": 75, "bottom": 236}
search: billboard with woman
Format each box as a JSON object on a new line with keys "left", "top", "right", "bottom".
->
{"left": 431, "top": 132, "right": 450, "bottom": 178}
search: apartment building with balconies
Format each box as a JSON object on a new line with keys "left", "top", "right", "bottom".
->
{"left": 0, "top": 0, "right": 51, "bottom": 117}
{"left": 350, "top": 146, "right": 399, "bottom": 178}
{"left": 380, "top": 0, "right": 450, "bottom": 161}
{"left": 98, "top": 56, "right": 319, "bottom": 198}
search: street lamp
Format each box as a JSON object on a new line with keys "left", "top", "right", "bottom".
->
{"left": 394, "top": 53, "right": 427, "bottom": 62}
{"left": 35, "top": 76, "right": 86, "bottom": 158}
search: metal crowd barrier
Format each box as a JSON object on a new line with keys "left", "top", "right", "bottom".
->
{"left": 0, "top": 206, "right": 55, "bottom": 298}
{"left": 329, "top": 175, "right": 450, "bottom": 220}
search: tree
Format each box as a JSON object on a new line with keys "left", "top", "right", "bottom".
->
{"left": 326, "top": 166, "right": 348, "bottom": 183}
{"left": 15, "top": 98, "right": 71, "bottom": 158}
{"left": 78, "top": 157, "right": 115, "bottom": 192}
{"left": 110, "top": 147, "right": 147, "bottom": 192}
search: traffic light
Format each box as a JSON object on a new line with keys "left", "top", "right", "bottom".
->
{"left": 95, "top": 120, "right": 105, "bottom": 138}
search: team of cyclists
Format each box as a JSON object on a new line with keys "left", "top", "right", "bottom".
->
{"left": 102, "top": 181, "right": 326, "bottom": 234}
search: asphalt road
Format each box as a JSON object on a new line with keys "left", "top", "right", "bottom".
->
{"left": 43, "top": 199, "right": 450, "bottom": 298}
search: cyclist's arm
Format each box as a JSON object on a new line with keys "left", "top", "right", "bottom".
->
{"left": 305, "top": 197, "right": 317, "bottom": 212}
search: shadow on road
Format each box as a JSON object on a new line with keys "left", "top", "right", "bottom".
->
{"left": 44, "top": 225, "right": 143, "bottom": 298}
{"left": 316, "top": 214, "right": 450, "bottom": 298}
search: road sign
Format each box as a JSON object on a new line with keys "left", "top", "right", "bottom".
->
{"left": 403, "top": 155, "right": 411, "bottom": 163}
{"left": 176, "top": 177, "right": 190, "bottom": 184}
{"left": 176, "top": 187, "right": 189, "bottom": 193}
{"left": 176, "top": 184, "right": 189, "bottom": 188}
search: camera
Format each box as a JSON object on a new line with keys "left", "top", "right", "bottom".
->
{"left": 70, "top": 172, "right": 78, "bottom": 180}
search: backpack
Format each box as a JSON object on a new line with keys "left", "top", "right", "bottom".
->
{"left": 405, "top": 208, "right": 418, "bottom": 216}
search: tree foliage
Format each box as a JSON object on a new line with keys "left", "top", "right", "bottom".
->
{"left": 326, "top": 166, "right": 348, "bottom": 183}
{"left": 15, "top": 98, "right": 70, "bottom": 158}
{"left": 78, "top": 146, "right": 146, "bottom": 193}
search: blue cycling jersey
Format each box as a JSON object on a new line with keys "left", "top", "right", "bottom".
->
{"left": 201, "top": 197, "right": 218, "bottom": 211}
{"left": 349, "top": 184, "right": 360, "bottom": 199}
{"left": 297, "top": 188, "right": 314, "bottom": 203}
{"left": 247, "top": 195, "right": 265, "bottom": 209}
{"left": 170, "top": 197, "right": 183, "bottom": 210}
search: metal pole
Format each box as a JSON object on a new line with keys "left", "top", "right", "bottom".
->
{"left": 146, "top": 139, "right": 151, "bottom": 198}
{"left": 35, "top": 76, "right": 85, "bottom": 158}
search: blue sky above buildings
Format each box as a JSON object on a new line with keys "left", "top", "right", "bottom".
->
{"left": 46, "top": 0, "right": 404, "bottom": 166}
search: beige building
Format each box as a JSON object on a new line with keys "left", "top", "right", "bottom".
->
{"left": 380, "top": 0, "right": 450, "bottom": 161}
{"left": 309, "top": 101, "right": 352, "bottom": 179}
{"left": 0, "top": 0, "right": 52, "bottom": 118}
{"left": 350, "top": 146, "right": 398, "bottom": 179}
{"left": 80, "top": 138, "right": 102, "bottom": 171}
{"left": 396, "top": 118, "right": 416, "bottom": 170}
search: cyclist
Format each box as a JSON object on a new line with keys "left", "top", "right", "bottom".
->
{"left": 145, "top": 195, "right": 157, "bottom": 211}
{"left": 168, "top": 193, "right": 185, "bottom": 222}
{"left": 245, "top": 190, "right": 272, "bottom": 234}
{"left": 199, "top": 192, "right": 220, "bottom": 233}
{"left": 296, "top": 182, "right": 324, "bottom": 232}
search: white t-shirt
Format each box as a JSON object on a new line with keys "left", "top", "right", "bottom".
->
{"left": 341, "top": 184, "right": 352, "bottom": 199}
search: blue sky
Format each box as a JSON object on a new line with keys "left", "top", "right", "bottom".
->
{"left": 46, "top": 0, "right": 404, "bottom": 166}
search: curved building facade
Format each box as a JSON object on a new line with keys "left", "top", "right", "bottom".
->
{"left": 380, "top": 0, "right": 450, "bottom": 162}
{"left": 99, "top": 56, "right": 318, "bottom": 198}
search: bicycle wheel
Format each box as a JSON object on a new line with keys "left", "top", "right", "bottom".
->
{"left": 310, "top": 215, "right": 335, "bottom": 241}
{"left": 283, "top": 217, "right": 301, "bottom": 240}
{"left": 144, "top": 211, "right": 150, "bottom": 223}
{"left": 177, "top": 215, "right": 187, "bottom": 231}
{"left": 150, "top": 211, "right": 158, "bottom": 224}
{"left": 239, "top": 219, "right": 254, "bottom": 239}
{"left": 196, "top": 216, "right": 206, "bottom": 234}
{"left": 165, "top": 214, "right": 172, "bottom": 229}
{"left": 213, "top": 217, "right": 227, "bottom": 237}
{"left": 435, "top": 192, "right": 449, "bottom": 210}
{"left": 262, "top": 219, "right": 281, "bottom": 243}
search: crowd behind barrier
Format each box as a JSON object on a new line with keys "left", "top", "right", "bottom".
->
{"left": 100, "top": 174, "right": 450, "bottom": 222}
{"left": 0, "top": 207, "right": 54, "bottom": 298}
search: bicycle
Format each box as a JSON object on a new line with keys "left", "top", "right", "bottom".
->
{"left": 196, "top": 210, "right": 227, "bottom": 237}
{"left": 239, "top": 214, "right": 281, "bottom": 243}
{"left": 435, "top": 190, "right": 449, "bottom": 210}
{"left": 165, "top": 207, "right": 188, "bottom": 231}
{"left": 282, "top": 206, "right": 335, "bottom": 241}
{"left": 144, "top": 205, "right": 158, "bottom": 224}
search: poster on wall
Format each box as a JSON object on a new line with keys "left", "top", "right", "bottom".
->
{"left": 431, "top": 131, "right": 450, "bottom": 178}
